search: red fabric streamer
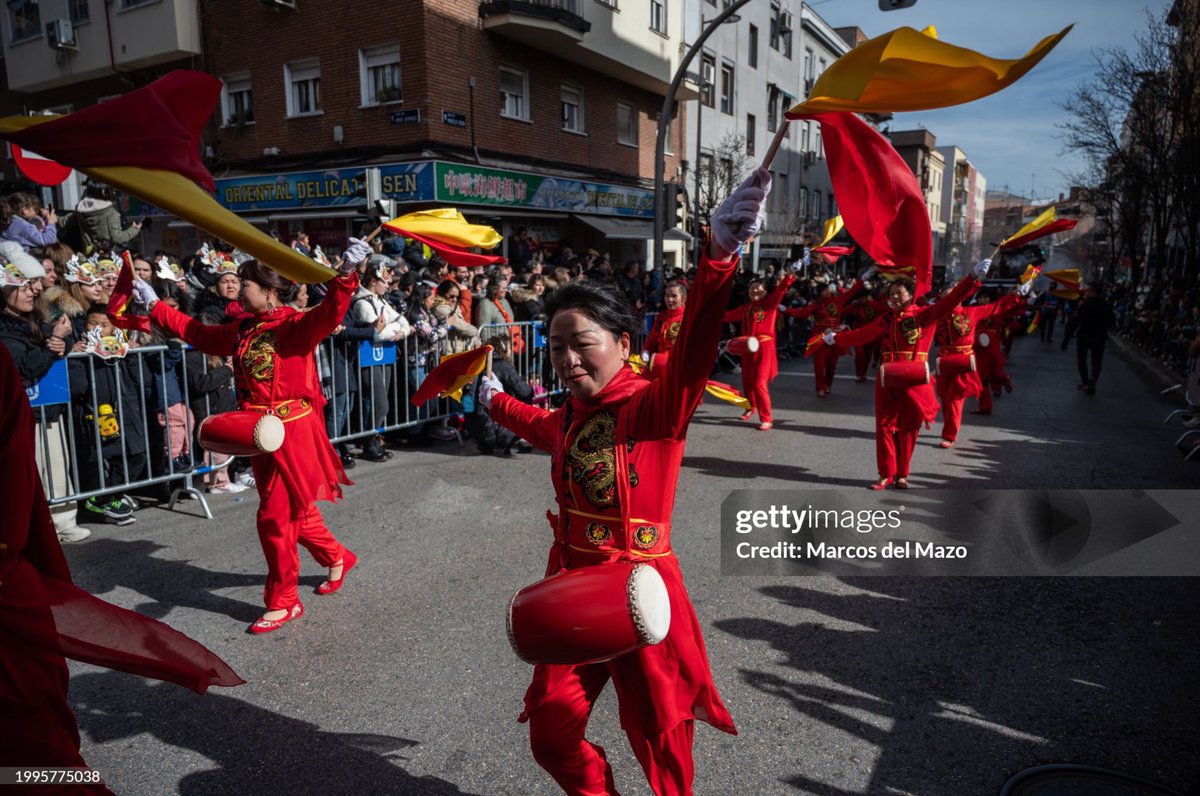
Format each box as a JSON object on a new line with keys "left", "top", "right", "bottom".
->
{"left": 106, "top": 255, "right": 151, "bottom": 333}
{"left": 3, "top": 71, "right": 220, "bottom": 191}
{"left": 795, "top": 112, "right": 932, "bottom": 295}
{"left": 1000, "top": 218, "right": 1078, "bottom": 250}
{"left": 813, "top": 245, "right": 857, "bottom": 258}
{"left": 410, "top": 345, "right": 492, "bottom": 406}
{"left": 385, "top": 226, "right": 506, "bottom": 268}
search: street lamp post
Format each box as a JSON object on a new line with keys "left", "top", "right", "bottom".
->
{"left": 653, "top": 0, "right": 754, "bottom": 291}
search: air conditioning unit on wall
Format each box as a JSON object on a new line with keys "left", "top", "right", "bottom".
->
{"left": 47, "top": 19, "right": 78, "bottom": 51}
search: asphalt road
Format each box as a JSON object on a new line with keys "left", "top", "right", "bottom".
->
{"left": 61, "top": 335, "right": 1200, "bottom": 795}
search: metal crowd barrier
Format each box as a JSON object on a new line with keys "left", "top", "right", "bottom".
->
{"left": 24, "top": 314, "right": 652, "bottom": 523}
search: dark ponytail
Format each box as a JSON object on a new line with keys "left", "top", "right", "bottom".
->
{"left": 237, "top": 259, "right": 299, "bottom": 303}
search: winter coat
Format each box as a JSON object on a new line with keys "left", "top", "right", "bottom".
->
{"left": 431, "top": 297, "right": 479, "bottom": 354}
{"left": 466, "top": 358, "right": 533, "bottom": 453}
{"left": 74, "top": 197, "right": 141, "bottom": 247}
{"left": 1, "top": 216, "right": 57, "bottom": 250}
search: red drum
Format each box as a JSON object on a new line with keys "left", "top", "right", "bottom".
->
{"left": 198, "top": 411, "right": 285, "bottom": 456}
{"left": 726, "top": 335, "right": 760, "bottom": 356}
{"left": 936, "top": 353, "right": 977, "bottom": 377}
{"left": 879, "top": 360, "right": 931, "bottom": 389}
{"left": 507, "top": 562, "right": 671, "bottom": 665}
{"left": 648, "top": 350, "right": 668, "bottom": 377}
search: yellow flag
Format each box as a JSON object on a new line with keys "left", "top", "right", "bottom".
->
{"left": 817, "top": 215, "right": 844, "bottom": 248}
{"left": 1018, "top": 264, "right": 1041, "bottom": 285}
{"left": 384, "top": 208, "right": 502, "bottom": 249}
{"left": 704, "top": 381, "right": 752, "bottom": 411}
{"left": 1000, "top": 206, "right": 1079, "bottom": 249}
{"left": 0, "top": 115, "right": 336, "bottom": 285}
{"left": 787, "top": 24, "right": 1072, "bottom": 116}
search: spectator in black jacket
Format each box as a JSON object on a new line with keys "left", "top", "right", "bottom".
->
{"left": 467, "top": 334, "right": 533, "bottom": 457}
{"left": 1075, "top": 282, "right": 1115, "bottom": 396}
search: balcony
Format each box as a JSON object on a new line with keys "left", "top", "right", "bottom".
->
{"left": 479, "top": 0, "right": 591, "bottom": 51}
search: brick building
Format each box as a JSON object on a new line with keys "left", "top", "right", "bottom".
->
{"left": 1, "top": 0, "right": 696, "bottom": 267}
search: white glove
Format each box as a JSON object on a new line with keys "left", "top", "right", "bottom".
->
{"left": 132, "top": 278, "right": 159, "bottom": 310}
{"left": 710, "top": 168, "right": 771, "bottom": 257}
{"left": 640, "top": 350, "right": 650, "bottom": 362}
{"left": 973, "top": 258, "right": 992, "bottom": 279}
{"left": 860, "top": 265, "right": 878, "bottom": 281}
{"left": 1017, "top": 280, "right": 1033, "bottom": 297}
{"left": 778, "top": 304, "right": 788, "bottom": 313}
{"left": 822, "top": 329, "right": 838, "bottom": 346}
{"left": 788, "top": 259, "right": 804, "bottom": 273}
{"left": 478, "top": 374, "right": 504, "bottom": 409}
{"left": 344, "top": 237, "right": 372, "bottom": 267}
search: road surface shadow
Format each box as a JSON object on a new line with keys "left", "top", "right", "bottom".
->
{"left": 714, "top": 578, "right": 1200, "bottom": 794}
{"left": 64, "top": 538, "right": 265, "bottom": 623}
{"left": 71, "top": 671, "right": 480, "bottom": 795}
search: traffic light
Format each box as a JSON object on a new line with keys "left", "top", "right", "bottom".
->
{"left": 665, "top": 183, "right": 687, "bottom": 231}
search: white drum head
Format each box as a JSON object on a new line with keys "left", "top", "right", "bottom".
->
{"left": 629, "top": 564, "right": 671, "bottom": 645}
{"left": 746, "top": 336, "right": 760, "bottom": 353}
{"left": 255, "top": 415, "right": 286, "bottom": 453}
{"left": 978, "top": 332, "right": 991, "bottom": 348}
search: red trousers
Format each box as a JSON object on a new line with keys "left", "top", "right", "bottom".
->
{"left": 812, "top": 345, "right": 840, "bottom": 393}
{"left": 255, "top": 464, "right": 345, "bottom": 610}
{"left": 875, "top": 423, "right": 919, "bottom": 479}
{"left": 855, "top": 343, "right": 880, "bottom": 380}
{"left": 528, "top": 663, "right": 696, "bottom": 795}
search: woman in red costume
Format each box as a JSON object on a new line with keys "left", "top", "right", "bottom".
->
{"left": 131, "top": 239, "right": 373, "bottom": 633}
{"left": 934, "top": 282, "right": 1032, "bottom": 447}
{"left": 784, "top": 269, "right": 871, "bottom": 397}
{"left": 476, "top": 171, "right": 769, "bottom": 795}
{"left": 0, "top": 341, "right": 242, "bottom": 794}
{"left": 972, "top": 295, "right": 1017, "bottom": 415}
{"left": 723, "top": 268, "right": 798, "bottom": 430}
{"left": 642, "top": 280, "right": 687, "bottom": 380}
{"left": 824, "top": 259, "right": 991, "bottom": 489}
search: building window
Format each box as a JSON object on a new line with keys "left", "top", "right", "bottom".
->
{"left": 69, "top": 0, "right": 90, "bottom": 24}
{"left": 801, "top": 121, "right": 810, "bottom": 152}
{"left": 780, "top": 12, "right": 793, "bottom": 58}
{"left": 285, "top": 59, "right": 321, "bottom": 117}
{"left": 500, "top": 66, "right": 529, "bottom": 120}
{"left": 828, "top": 194, "right": 837, "bottom": 218}
{"left": 221, "top": 73, "right": 254, "bottom": 127}
{"left": 746, "top": 114, "right": 756, "bottom": 156}
{"left": 7, "top": 0, "right": 40, "bottom": 42}
{"left": 814, "top": 122, "right": 822, "bottom": 158}
{"left": 719, "top": 63, "right": 734, "bottom": 115}
{"left": 748, "top": 24, "right": 758, "bottom": 69}
{"left": 650, "top": 0, "right": 666, "bottom": 34}
{"left": 766, "top": 84, "right": 779, "bottom": 132}
{"left": 700, "top": 53, "right": 716, "bottom": 108}
{"left": 596, "top": 0, "right": 617, "bottom": 6}
{"left": 562, "top": 84, "right": 584, "bottom": 133}
{"left": 799, "top": 187, "right": 809, "bottom": 219}
{"left": 777, "top": 173, "right": 789, "bottom": 213}
{"left": 617, "top": 102, "right": 637, "bottom": 146}
{"left": 769, "top": 3, "right": 779, "bottom": 50}
{"left": 360, "top": 45, "right": 401, "bottom": 106}
{"left": 119, "top": 0, "right": 156, "bottom": 8}
{"left": 804, "top": 48, "right": 814, "bottom": 88}
{"left": 812, "top": 190, "right": 821, "bottom": 219}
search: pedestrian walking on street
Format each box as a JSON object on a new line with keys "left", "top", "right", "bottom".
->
{"left": 475, "top": 170, "right": 770, "bottom": 795}
{"left": 1075, "top": 281, "right": 1115, "bottom": 395}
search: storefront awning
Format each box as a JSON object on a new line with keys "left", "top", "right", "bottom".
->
{"left": 572, "top": 215, "right": 691, "bottom": 242}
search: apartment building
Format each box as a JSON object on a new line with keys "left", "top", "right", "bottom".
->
{"left": 888, "top": 128, "right": 947, "bottom": 269}
{"left": 936, "top": 145, "right": 987, "bottom": 278}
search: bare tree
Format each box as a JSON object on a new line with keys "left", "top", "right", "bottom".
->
{"left": 1058, "top": 5, "right": 1197, "bottom": 284}
{"left": 689, "top": 132, "right": 751, "bottom": 234}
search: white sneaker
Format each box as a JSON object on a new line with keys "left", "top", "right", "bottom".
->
{"left": 234, "top": 472, "right": 256, "bottom": 488}
{"left": 58, "top": 527, "right": 92, "bottom": 543}
{"left": 207, "top": 482, "right": 248, "bottom": 494}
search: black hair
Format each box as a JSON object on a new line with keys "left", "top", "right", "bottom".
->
{"left": 237, "top": 259, "right": 299, "bottom": 303}
{"left": 85, "top": 303, "right": 109, "bottom": 317}
{"left": 664, "top": 279, "right": 688, "bottom": 298}
{"left": 889, "top": 276, "right": 917, "bottom": 296}
{"left": 542, "top": 279, "right": 638, "bottom": 340}
{"left": 436, "top": 279, "right": 460, "bottom": 298}
{"left": 405, "top": 282, "right": 434, "bottom": 325}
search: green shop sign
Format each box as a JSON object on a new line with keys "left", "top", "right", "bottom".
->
{"left": 435, "top": 162, "right": 653, "bottom": 218}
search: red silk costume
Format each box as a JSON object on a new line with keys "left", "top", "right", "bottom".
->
{"left": 0, "top": 345, "right": 241, "bottom": 794}
{"left": 934, "top": 292, "right": 1025, "bottom": 442}
{"left": 150, "top": 273, "right": 357, "bottom": 611}
{"left": 834, "top": 275, "right": 979, "bottom": 481}
{"left": 723, "top": 274, "right": 795, "bottom": 423}
{"left": 645, "top": 306, "right": 685, "bottom": 380}
{"left": 974, "top": 310, "right": 1014, "bottom": 412}
{"left": 785, "top": 279, "right": 864, "bottom": 394}
{"left": 845, "top": 295, "right": 889, "bottom": 380}
{"left": 490, "top": 252, "right": 738, "bottom": 796}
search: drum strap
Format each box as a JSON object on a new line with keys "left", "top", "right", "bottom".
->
{"left": 613, "top": 411, "right": 635, "bottom": 564}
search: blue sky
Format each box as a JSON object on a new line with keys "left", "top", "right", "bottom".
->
{"left": 813, "top": 0, "right": 1172, "bottom": 201}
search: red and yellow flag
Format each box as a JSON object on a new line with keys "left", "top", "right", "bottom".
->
{"left": 0, "top": 71, "right": 334, "bottom": 285}
{"left": 786, "top": 24, "right": 1072, "bottom": 117}
{"left": 411, "top": 346, "right": 493, "bottom": 405}
{"left": 813, "top": 245, "right": 856, "bottom": 259}
{"left": 383, "top": 209, "right": 505, "bottom": 268}
{"left": 817, "top": 215, "right": 844, "bottom": 248}
{"left": 106, "top": 255, "right": 151, "bottom": 333}
{"left": 704, "top": 380, "right": 752, "bottom": 411}
{"left": 1000, "top": 206, "right": 1079, "bottom": 250}
{"left": 1019, "top": 264, "right": 1042, "bottom": 284}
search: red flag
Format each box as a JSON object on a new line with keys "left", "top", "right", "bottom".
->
{"left": 813, "top": 245, "right": 857, "bottom": 259}
{"left": 4, "top": 71, "right": 218, "bottom": 191}
{"left": 1001, "top": 219, "right": 1078, "bottom": 249}
{"left": 411, "top": 346, "right": 492, "bottom": 405}
{"left": 795, "top": 113, "right": 932, "bottom": 295}
{"left": 106, "top": 254, "right": 151, "bottom": 333}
